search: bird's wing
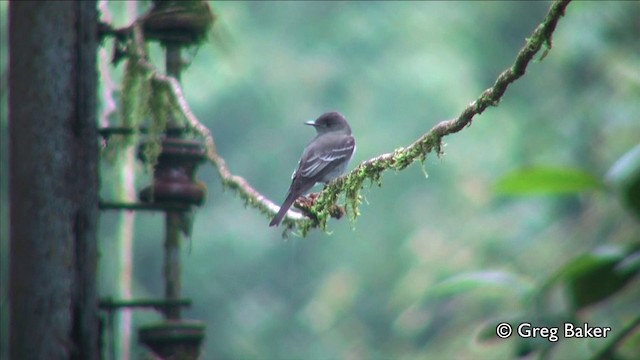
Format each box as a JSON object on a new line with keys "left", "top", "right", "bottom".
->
{"left": 296, "top": 136, "right": 355, "bottom": 179}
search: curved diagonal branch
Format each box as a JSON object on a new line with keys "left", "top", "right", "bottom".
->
{"left": 307, "top": 0, "right": 572, "bottom": 232}
{"left": 125, "top": 23, "right": 306, "bottom": 223}
{"left": 131, "top": 0, "right": 571, "bottom": 236}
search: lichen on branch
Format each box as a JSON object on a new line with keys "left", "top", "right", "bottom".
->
{"left": 302, "top": 0, "right": 571, "bottom": 232}
{"left": 107, "top": 0, "right": 571, "bottom": 237}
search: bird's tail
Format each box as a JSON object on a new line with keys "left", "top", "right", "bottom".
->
{"left": 269, "top": 192, "right": 297, "bottom": 227}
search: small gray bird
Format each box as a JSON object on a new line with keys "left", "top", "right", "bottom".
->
{"left": 269, "top": 112, "right": 356, "bottom": 227}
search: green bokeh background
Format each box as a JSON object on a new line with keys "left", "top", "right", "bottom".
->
{"left": 1, "top": 1, "right": 639, "bottom": 359}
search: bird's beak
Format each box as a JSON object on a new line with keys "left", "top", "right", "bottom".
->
{"left": 305, "top": 120, "right": 317, "bottom": 127}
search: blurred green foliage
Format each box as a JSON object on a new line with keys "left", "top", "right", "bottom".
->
{"left": 495, "top": 167, "right": 605, "bottom": 195}
{"left": 607, "top": 145, "right": 640, "bottom": 219}
{"left": 2, "top": 1, "right": 640, "bottom": 359}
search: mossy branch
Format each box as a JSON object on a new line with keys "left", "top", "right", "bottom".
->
{"left": 303, "top": 0, "right": 572, "bottom": 232}
{"left": 118, "top": 22, "right": 306, "bottom": 227}
{"left": 114, "top": 0, "right": 571, "bottom": 237}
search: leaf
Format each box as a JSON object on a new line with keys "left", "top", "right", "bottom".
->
{"left": 427, "top": 270, "right": 533, "bottom": 299}
{"left": 606, "top": 144, "right": 640, "bottom": 218}
{"left": 495, "top": 167, "right": 605, "bottom": 195}
{"left": 550, "top": 245, "right": 640, "bottom": 310}
{"left": 607, "top": 145, "right": 640, "bottom": 186}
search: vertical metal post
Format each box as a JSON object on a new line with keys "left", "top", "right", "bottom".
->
{"left": 164, "top": 42, "right": 183, "bottom": 320}
{"left": 164, "top": 212, "right": 183, "bottom": 320}
{"left": 128, "top": 2, "right": 213, "bottom": 357}
{"left": 166, "top": 42, "right": 183, "bottom": 82}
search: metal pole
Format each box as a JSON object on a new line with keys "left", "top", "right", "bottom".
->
{"left": 164, "top": 42, "right": 183, "bottom": 320}
{"left": 9, "top": 1, "right": 99, "bottom": 359}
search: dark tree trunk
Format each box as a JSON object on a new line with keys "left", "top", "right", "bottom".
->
{"left": 9, "top": 1, "right": 99, "bottom": 359}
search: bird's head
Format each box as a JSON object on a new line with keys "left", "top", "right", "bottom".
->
{"left": 305, "top": 111, "right": 351, "bottom": 135}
